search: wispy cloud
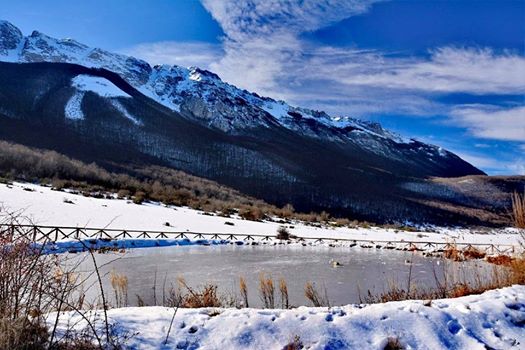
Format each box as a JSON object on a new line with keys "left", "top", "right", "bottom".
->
{"left": 322, "top": 46, "right": 525, "bottom": 95}
{"left": 197, "top": 0, "right": 525, "bottom": 120}
{"left": 452, "top": 151, "right": 525, "bottom": 175}
{"left": 201, "top": 0, "right": 383, "bottom": 97}
{"left": 450, "top": 105, "right": 525, "bottom": 142}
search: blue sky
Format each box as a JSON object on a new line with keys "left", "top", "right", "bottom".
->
{"left": 2, "top": 0, "right": 524, "bottom": 174}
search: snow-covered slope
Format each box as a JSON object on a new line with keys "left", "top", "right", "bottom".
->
{"left": 0, "top": 20, "right": 441, "bottom": 156}
{"left": 47, "top": 285, "right": 525, "bottom": 350}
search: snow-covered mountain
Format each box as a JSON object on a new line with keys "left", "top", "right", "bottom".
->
{"left": 1, "top": 20, "right": 420, "bottom": 144}
{"left": 0, "top": 20, "right": 486, "bottom": 223}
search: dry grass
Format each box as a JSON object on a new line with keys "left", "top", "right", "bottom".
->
{"left": 509, "top": 257, "right": 525, "bottom": 284}
{"left": 279, "top": 278, "right": 289, "bottom": 309}
{"left": 258, "top": 273, "right": 275, "bottom": 309}
{"left": 462, "top": 247, "right": 486, "bottom": 260}
{"left": 512, "top": 191, "right": 525, "bottom": 228}
{"left": 444, "top": 243, "right": 462, "bottom": 261}
{"left": 110, "top": 270, "right": 129, "bottom": 308}
{"left": 239, "top": 276, "right": 249, "bottom": 308}
{"left": 486, "top": 255, "right": 514, "bottom": 265}
{"left": 176, "top": 278, "right": 222, "bottom": 308}
{"left": 362, "top": 253, "right": 525, "bottom": 304}
{"left": 444, "top": 244, "right": 486, "bottom": 261}
{"left": 304, "top": 282, "right": 329, "bottom": 307}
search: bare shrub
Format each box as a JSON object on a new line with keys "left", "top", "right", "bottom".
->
{"left": 0, "top": 227, "right": 56, "bottom": 349}
{"left": 258, "top": 273, "right": 275, "bottom": 308}
{"left": 333, "top": 218, "right": 351, "bottom": 227}
{"left": 384, "top": 336, "right": 404, "bottom": 350}
{"left": 511, "top": 191, "right": 525, "bottom": 228}
{"left": 276, "top": 226, "right": 291, "bottom": 240}
{"left": 0, "top": 212, "right": 106, "bottom": 348}
{"left": 132, "top": 191, "right": 146, "bottom": 205}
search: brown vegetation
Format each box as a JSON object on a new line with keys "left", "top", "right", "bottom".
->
{"left": 304, "top": 282, "right": 329, "bottom": 307}
{"left": 0, "top": 140, "right": 344, "bottom": 224}
{"left": 276, "top": 226, "right": 291, "bottom": 240}
{"left": 110, "top": 270, "right": 129, "bottom": 308}
{"left": 362, "top": 253, "right": 525, "bottom": 304}
{"left": 462, "top": 247, "right": 486, "bottom": 260}
{"left": 444, "top": 244, "right": 486, "bottom": 261}
{"left": 384, "top": 337, "right": 404, "bottom": 350}
{"left": 279, "top": 278, "right": 289, "bottom": 309}
{"left": 258, "top": 273, "right": 275, "bottom": 309}
{"left": 239, "top": 276, "right": 249, "bottom": 308}
{"left": 176, "top": 278, "right": 223, "bottom": 308}
{"left": 511, "top": 191, "right": 525, "bottom": 228}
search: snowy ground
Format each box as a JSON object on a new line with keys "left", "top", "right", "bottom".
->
{"left": 0, "top": 182, "right": 522, "bottom": 250}
{"left": 47, "top": 285, "right": 525, "bottom": 350}
{"left": 3, "top": 181, "right": 524, "bottom": 348}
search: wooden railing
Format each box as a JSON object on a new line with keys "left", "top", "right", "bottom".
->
{"left": 0, "top": 224, "right": 518, "bottom": 254}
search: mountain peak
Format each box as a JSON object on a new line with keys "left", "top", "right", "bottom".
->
{"left": 0, "top": 20, "right": 23, "bottom": 55}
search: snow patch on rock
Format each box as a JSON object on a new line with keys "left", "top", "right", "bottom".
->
{"left": 64, "top": 91, "right": 85, "bottom": 120}
{"left": 110, "top": 100, "right": 142, "bottom": 125}
{"left": 71, "top": 75, "right": 130, "bottom": 98}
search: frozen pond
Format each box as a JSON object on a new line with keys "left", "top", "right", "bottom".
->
{"left": 67, "top": 244, "right": 491, "bottom": 307}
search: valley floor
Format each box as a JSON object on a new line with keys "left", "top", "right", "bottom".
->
{"left": 0, "top": 182, "right": 522, "bottom": 250}
{"left": 47, "top": 285, "right": 525, "bottom": 350}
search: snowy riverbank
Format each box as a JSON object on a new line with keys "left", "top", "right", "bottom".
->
{"left": 47, "top": 285, "right": 525, "bottom": 350}
{"left": 1, "top": 182, "right": 523, "bottom": 251}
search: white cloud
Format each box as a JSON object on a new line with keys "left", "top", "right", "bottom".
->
{"left": 197, "top": 0, "right": 525, "bottom": 120}
{"left": 508, "top": 161, "right": 525, "bottom": 175}
{"left": 121, "top": 41, "right": 223, "bottom": 69}
{"left": 453, "top": 151, "right": 525, "bottom": 175}
{"left": 450, "top": 105, "right": 525, "bottom": 141}
{"left": 325, "top": 46, "right": 525, "bottom": 95}
{"left": 201, "top": 0, "right": 378, "bottom": 39}
{"left": 201, "top": 0, "right": 383, "bottom": 97}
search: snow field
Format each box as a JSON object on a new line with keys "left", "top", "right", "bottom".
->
{"left": 47, "top": 285, "right": 525, "bottom": 350}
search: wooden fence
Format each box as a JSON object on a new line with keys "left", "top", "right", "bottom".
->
{"left": 0, "top": 224, "right": 518, "bottom": 254}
